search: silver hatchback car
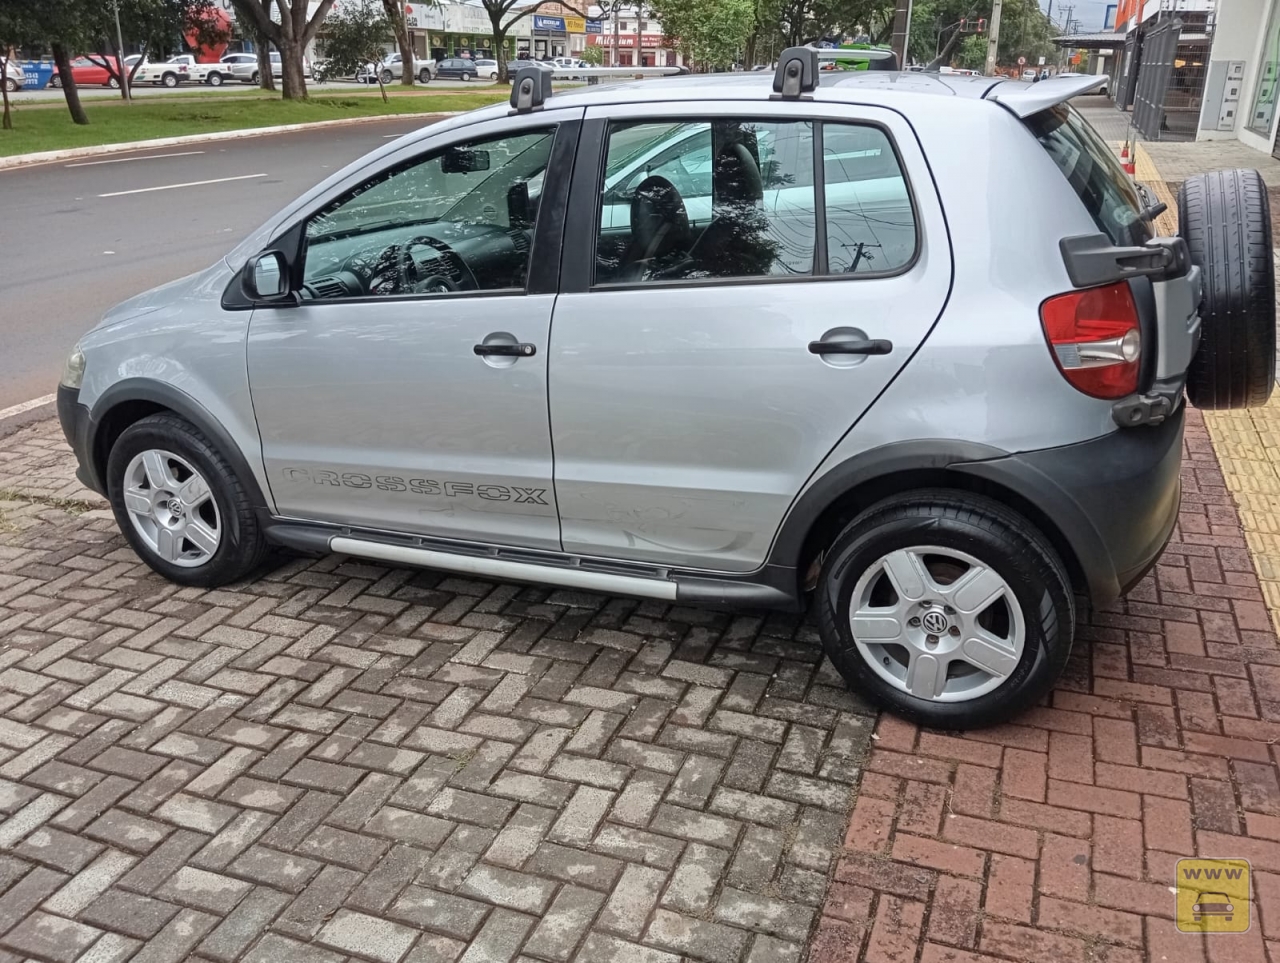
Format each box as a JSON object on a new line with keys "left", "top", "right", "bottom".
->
{"left": 57, "top": 53, "right": 1276, "bottom": 728}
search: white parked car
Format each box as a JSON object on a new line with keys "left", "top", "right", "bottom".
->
{"left": 165, "top": 54, "right": 235, "bottom": 86}
{"left": 2, "top": 59, "right": 23, "bottom": 92}
{"left": 551, "top": 56, "right": 591, "bottom": 79}
{"left": 358, "top": 52, "right": 437, "bottom": 84}
{"left": 229, "top": 50, "right": 313, "bottom": 85}
{"left": 132, "top": 57, "right": 194, "bottom": 88}
{"left": 474, "top": 58, "right": 499, "bottom": 80}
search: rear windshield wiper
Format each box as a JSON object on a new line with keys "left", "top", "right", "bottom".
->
{"left": 1136, "top": 182, "right": 1168, "bottom": 222}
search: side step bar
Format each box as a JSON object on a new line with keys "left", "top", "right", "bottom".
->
{"left": 330, "top": 536, "right": 679, "bottom": 601}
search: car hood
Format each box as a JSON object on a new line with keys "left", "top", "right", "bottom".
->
{"left": 92, "top": 263, "right": 230, "bottom": 332}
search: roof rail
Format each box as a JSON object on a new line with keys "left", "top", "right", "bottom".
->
{"left": 773, "top": 46, "right": 819, "bottom": 99}
{"left": 509, "top": 63, "right": 687, "bottom": 112}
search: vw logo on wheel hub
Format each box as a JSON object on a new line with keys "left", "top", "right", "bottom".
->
{"left": 166, "top": 498, "right": 184, "bottom": 517}
{"left": 921, "top": 610, "right": 949, "bottom": 634}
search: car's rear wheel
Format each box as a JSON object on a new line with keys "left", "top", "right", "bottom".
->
{"left": 1178, "top": 168, "right": 1276, "bottom": 409}
{"left": 162, "top": 72, "right": 178, "bottom": 88}
{"left": 208, "top": 71, "right": 223, "bottom": 86}
{"left": 108, "top": 77, "right": 120, "bottom": 88}
{"left": 2, "top": 79, "right": 15, "bottom": 92}
{"left": 418, "top": 68, "right": 431, "bottom": 83}
{"left": 816, "top": 491, "right": 1074, "bottom": 730}
{"left": 251, "top": 70, "right": 260, "bottom": 85}
{"left": 50, "top": 75, "right": 62, "bottom": 88}
{"left": 107, "top": 414, "right": 268, "bottom": 587}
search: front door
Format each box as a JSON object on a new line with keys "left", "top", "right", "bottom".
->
{"left": 548, "top": 102, "right": 953, "bottom": 572}
{"left": 248, "top": 117, "right": 577, "bottom": 550}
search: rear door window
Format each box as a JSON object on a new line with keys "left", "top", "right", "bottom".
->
{"left": 1025, "top": 103, "right": 1152, "bottom": 247}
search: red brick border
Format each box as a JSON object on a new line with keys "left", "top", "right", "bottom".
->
{"left": 815, "top": 407, "right": 1280, "bottom": 963}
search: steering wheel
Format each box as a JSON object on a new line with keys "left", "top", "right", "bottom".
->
{"left": 405, "top": 235, "right": 478, "bottom": 293}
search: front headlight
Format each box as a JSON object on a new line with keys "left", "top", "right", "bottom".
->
{"left": 60, "top": 346, "right": 86, "bottom": 389}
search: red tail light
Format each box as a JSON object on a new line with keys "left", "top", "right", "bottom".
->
{"left": 1040, "top": 281, "right": 1141, "bottom": 399}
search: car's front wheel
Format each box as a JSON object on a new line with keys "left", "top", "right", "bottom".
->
{"left": 108, "top": 77, "right": 120, "bottom": 88}
{"left": 250, "top": 70, "right": 260, "bottom": 85}
{"left": 2, "top": 79, "right": 16, "bottom": 92}
{"left": 50, "top": 75, "right": 62, "bottom": 88}
{"left": 208, "top": 72, "right": 223, "bottom": 86}
{"left": 816, "top": 490, "right": 1074, "bottom": 730}
{"left": 162, "top": 72, "right": 178, "bottom": 88}
{"left": 380, "top": 69, "right": 393, "bottom": 84}
{"left": 107, "top": 414, "right": 268, "bottom": 587}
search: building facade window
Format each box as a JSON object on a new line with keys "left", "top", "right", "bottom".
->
{"left": 1248, "top": 2, "right": 1280, "bottom": 136}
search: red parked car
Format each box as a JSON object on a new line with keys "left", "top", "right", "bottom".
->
{"left": 50, "top": 57, "right": 123, "bottom": 89}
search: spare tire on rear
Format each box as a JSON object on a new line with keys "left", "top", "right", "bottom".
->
{"left": 1177, "top": 169, "right": 1276, "bottom": 409}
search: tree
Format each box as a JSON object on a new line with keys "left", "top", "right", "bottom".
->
{"left": 580, "top": 43, "right": 602, "bottom": 66}
{"left": 745, "top": 0, "right": 894, "bottom": 68}
{"left": 82, "top": 0, "right": 230, "bottom": 99}
{"left": 647, "top": 0, "right": 755, "bottom": 71}
{"left": 322, "top": 0, "right": 393, "bottom": 101}
{"left": 0, "top": 1, "right": 39, "bottom": 131}
{"left": 380, "top": 0, "right": 413, "bottom": 87}
{"left": 232, "top": 0, "right": 339, "bottom": 98}
{"left": 480, "top": 0, "right": 585, "bottom": 84}
{"left": 909, "top": 0, "right": 1054, "bottom": 69}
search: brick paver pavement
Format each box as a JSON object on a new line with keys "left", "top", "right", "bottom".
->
{"left": 0, "top": 419, "right": 876, "bottom": 963}
{"left": 814, "top": 408, "right": 1280, "bottom": 963}
{"left": 4, "top": 404, "right": 1280, "bottom": 962}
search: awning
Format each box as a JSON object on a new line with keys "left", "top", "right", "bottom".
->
{"left": 1052, "top": 32, "right": 1126, "bottom": 49}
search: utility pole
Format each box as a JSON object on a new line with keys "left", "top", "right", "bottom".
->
{"left": 984, "top": 0, "right": 1003, "bottom": 76}
{"left": 890, "top": 0, "right": 912, "bottom": 66}
{"left": 113, "top": 0, "right": 131, "bottom": 101}
{"left": 634, "top": 1, "right": 643, "bottom": 66}
{"left": 613, "top": 2, "right": 621, "bottom": 66}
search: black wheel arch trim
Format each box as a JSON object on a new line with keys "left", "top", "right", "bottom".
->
{"left": 82, "top": 379, "right": 271, "bottom": 513}
{"left": 761, "top": 423, "right": 1186, "bottom": 609}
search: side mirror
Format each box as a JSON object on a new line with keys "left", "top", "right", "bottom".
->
{"left": 442, "top": 147, "right": 491, "bottom": 174}
{"left": 242, "top": 251, "right": 292, "bottom": 302}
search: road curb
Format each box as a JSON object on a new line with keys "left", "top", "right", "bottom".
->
{"left": 0, "top": 111, "right": 464, "bottom": 171}
{"left": 0, "top": 395, "right": 56, "bottom": 440}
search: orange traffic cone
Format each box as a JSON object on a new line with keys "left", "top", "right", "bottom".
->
{"left": 1120, "top": 142, "right": 1130, "bottom": 160}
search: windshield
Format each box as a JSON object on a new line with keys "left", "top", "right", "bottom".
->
{"left": 1025, "top": 103, "right": 1152, "bottom": 247}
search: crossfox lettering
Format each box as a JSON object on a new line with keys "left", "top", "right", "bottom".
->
{"left": 281, "top": 467, "right": 549, "bottom": 506}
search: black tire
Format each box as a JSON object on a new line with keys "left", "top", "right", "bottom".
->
{"left": 208, "top": 71, "right": 223, "bottom": 86}
{"left": 162, "top": 72, "right": 178, "bottom": 88}
{"left": 419, "top": 68, "right": 431, "bottom": 83}
{"left": 50, "top": 75, "right": 62, "bottom": 88}
{"left": 108, "top": 77, "right": 119, "bottom": 88}
{"left": 251, "top": 70, "right": 260, "bottom": 85}
{"left": 816, "top": 490, "right": 1075, "bottom": 730}
{"left": 380, "top": 69, "right": 393, "bottom": 85}
{"left": 106, "top": 413, "right": 268, "bottom": 587}
{"left": 1178, "top": 169, "right": 1276, "bottom": 409}
{"left": 2, "top": 79, "right": 15, "bottom": 92}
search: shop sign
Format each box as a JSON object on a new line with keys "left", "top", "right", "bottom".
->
{"left": 533, "top": 15, "right": 566, "bottom": 31}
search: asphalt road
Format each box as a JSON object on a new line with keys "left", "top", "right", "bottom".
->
{"left": 0, "top": 114, "right": 436, "bottom": 410}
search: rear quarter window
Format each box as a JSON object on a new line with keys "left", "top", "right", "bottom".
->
{"left": 1024, "top": 104, "right": 1152, "bottom": 248}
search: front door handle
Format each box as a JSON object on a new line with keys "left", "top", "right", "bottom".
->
{"left": 808, "top": 339, "right": 893, "bottom": 356}
{"left": 474, "top": 342, "right": 537, "bottom": 358}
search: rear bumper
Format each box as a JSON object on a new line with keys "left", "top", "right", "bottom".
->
{"left": 956, "top": 405, "right": 1185, "bottom": 605}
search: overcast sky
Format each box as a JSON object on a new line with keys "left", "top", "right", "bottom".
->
{"left": 1040, "top": 0, "right": 1116, "bottom": 32}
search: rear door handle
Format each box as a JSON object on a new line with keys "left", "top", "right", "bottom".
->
{"left": 808, "top": 339, "right": 893, "bottom": 356}
{"left": 474, "top": 342, "right": 537, "bottom": 358}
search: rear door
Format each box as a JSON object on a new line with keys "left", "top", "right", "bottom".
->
{"left": 548, "top": 100, "right": 952, "bottom": 572}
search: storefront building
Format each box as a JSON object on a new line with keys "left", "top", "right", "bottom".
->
{"left": 405, "top": 1, "right": 531, "bottom": 61}
{"left": 1199, "top": 0, "right": 1280, "bottom": 155}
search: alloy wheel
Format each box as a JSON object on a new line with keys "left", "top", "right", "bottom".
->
{"left": 849, "top": 545, "right": 1024, "bottom": 702}
{"left": 122, "top": 449, "right": 221, "bottom": 568}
